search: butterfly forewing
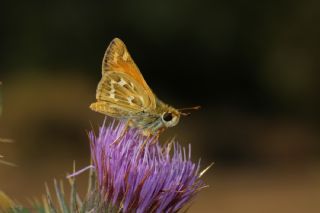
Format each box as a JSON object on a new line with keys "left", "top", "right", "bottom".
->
{"left": 92, "top": 38, "right": 156, "bottom": 118}
{"left": 101, "top": 38, "right": 156, "bottom": 107}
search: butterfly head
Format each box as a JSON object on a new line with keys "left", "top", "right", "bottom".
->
{"left": 161, "top": 108, "right": 180, "bottom": 128}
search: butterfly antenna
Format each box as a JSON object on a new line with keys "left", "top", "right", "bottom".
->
{"left": 178, "top": 106, "right": 201, "bottom": 116}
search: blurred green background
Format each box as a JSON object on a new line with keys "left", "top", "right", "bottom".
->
{"left": 1, "top": 0, "right": 320, "bottom": 212}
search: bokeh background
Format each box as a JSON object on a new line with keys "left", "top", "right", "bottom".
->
{"left": 1, "top": 1, "right": 320, "bottom": 212}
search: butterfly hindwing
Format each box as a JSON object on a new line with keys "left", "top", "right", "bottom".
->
{"left": 95, "top": 72, "right": 150, "bottom": 113}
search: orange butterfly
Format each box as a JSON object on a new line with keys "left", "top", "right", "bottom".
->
{"left": 90, "top": 38, "right": 199, "bottom": 136}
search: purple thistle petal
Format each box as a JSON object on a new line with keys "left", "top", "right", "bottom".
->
{"left": 89, "top": 119, "right": 209, "bottom": 212}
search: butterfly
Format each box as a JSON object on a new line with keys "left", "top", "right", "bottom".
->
{"left": 90, "top": 38, "right": 199, "bottom": 137}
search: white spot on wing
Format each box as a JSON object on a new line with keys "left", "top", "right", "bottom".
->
{"left": 118, "top": 78, "right": 127, "bottom": 86}
{"left": 127, "top": 96, "right": 134, "bottom": 105}
{"left": 122, "top": 51, "right": 129, "bottom": 61}
{"left": 109, "top": 93, "right": 115, "bottom": 99}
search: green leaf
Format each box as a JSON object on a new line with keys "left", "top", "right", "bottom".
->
{"left": 44, "top": 183, "right": 57, "bottom": 213}
{"left": 53, "top": 179, "right": 69, "bottom": 213}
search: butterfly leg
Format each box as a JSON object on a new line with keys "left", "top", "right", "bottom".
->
{"left": 138, "top": 134, "right": 159, "bottom": 158}
{"left": 139, "top": 135, "right": 150, "bottom": 150}
{"left": 149, "top": 128, "right": 164, "bottom": 145}
{"left": 110, "top": 121, "right": 130, "bottom": 146}
{"left": 150, "top": 133, "right": 160, "bottom": 145}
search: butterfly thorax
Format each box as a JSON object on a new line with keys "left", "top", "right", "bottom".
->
{"left": 127, "top": 101, "right": 180, "bottom": 136}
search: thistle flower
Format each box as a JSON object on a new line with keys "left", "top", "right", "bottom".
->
{"left": 89, "top": 120, "right": 209, "bottom": 213}
{"left": 1, "top": 120, "right": 210, "bottom": 213}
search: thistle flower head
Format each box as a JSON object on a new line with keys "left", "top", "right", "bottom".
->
{"left": 89, "top": 120, "right": 208, "bottom": 213}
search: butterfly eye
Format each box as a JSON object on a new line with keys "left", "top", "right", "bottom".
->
{"left": 163, "top": 112, "right": 173, "bottom": 122}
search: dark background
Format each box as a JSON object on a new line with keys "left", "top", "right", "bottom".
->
{"left": 1, "top": 1, "right": 320, "bottom": 212}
